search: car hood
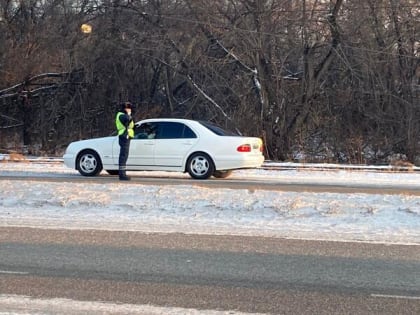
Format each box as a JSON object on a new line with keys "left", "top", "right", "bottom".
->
{"left": 71, "top": 136, "right": 114, "bottom": 145}
{"left": 66, "top": 136, "right": 115, "bottom": 153}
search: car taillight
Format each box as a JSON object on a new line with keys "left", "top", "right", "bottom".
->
{"left": 237, "top": 144, "right": 251, "bottom": 152}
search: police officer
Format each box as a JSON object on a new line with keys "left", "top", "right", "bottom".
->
{"left": 115, "top": 102, "right": 134, "bottom": 180}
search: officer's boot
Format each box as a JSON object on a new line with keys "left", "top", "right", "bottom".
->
{"left": 119, "top": 166, "right": 131, "bottom": 181}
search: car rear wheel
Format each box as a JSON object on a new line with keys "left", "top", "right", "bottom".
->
{"left": 213, "top": 170, "right": 233, "bottom": 179}
{"left": 76, "top": 150, "right": 103, "bottom": 176}
{"left": 187, "top": 152, "right": 214, "bottom": 179}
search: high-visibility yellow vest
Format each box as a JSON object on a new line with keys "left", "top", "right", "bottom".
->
{"left": 115, "top": 112, "right": 134, "bottom": 138}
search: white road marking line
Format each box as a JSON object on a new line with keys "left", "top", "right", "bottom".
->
{"left": 0, "top": 270, "right": 29, "bottom": 275}
{"left": 371, "top": 294, "right": 420, "bottom": 300}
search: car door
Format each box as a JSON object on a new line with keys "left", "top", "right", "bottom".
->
{"left": 127, "top": 122, "right": 158, "bottom": 166}
{"left": 153, "top": 122, "right": 198, "bottom": 167}
{"left": 113, "top": 123, "right": 156, "bottom": 167}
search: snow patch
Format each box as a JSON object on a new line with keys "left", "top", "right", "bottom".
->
{"left": 0, "top": 162, "right": 420, "bottom": 245}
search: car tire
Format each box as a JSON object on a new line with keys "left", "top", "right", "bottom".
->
{"left": 76, "top": 150, "right": 103, "bottom": 176}
{"left": 106, "top": 170, "right": 119, "bottom": 176}
{"left": 213, "top": 170, "right": 233, "bottom": 179}
{"left": 186, "top": 152, "right": 214, "bottom": 179}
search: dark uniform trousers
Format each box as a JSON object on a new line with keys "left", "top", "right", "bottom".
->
{"left": 118, "top": 135, "right": 131, "bottom": 177}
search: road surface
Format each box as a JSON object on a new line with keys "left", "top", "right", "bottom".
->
{"left": 1, "top": 172, "right": 420, "bottom": 195}
{"left": 1, "top": 227, "right": 419, "bottom": 314}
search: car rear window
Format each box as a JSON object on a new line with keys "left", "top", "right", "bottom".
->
{"left": 198, "top": 121, "right": 239, "bottom": 136}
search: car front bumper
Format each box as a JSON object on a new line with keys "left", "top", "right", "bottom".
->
{"left": 63, "top": 153, "right": 76, "bottom": 169}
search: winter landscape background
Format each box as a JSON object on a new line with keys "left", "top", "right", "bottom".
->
{"left": 1, "top": 156, "right": 420, "bottom": 314}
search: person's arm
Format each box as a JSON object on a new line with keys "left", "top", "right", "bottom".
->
{"left": 119, "top": 113, "right": 130, "bottom": 127}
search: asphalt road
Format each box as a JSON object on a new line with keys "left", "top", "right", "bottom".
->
{"left": 2, "top": 172, "right": 420, "bottom": 195}
{"left": 1, "top": 227, "right": 419, "bottom": 314}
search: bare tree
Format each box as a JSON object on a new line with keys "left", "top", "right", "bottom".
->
{"left": 0, "top": 0, "right": 418, "bottom": 163}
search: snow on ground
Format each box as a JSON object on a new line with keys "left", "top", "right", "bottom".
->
{"left": 0, "top": 294, "right": 265, "bottom": 315}
{"left": 0, "top": 157, "right": 420, "bottom": 245}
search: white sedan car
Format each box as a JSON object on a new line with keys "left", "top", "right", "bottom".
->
{"left": 63, "top": 118, "right": 264, "bottom": 179}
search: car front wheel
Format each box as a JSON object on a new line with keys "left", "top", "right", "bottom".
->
{"left": 76, "top": 150, "right": 103, "bottom": 176}
{"left": 186, "top": 152, "right": 214, "bottom": 179}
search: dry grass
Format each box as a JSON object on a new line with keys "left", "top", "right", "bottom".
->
{"left": 390, "top": 160, "right": 414, "bottom": 172}
{"left": 0, "top": 152, "right": 27, "bottom": 163}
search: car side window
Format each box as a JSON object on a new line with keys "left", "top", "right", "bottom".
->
{"left": 134, "top": 123, "right": 158, "bottom": 139}
{"left": 155, "top": 122, "right": 197, "bottom": 139}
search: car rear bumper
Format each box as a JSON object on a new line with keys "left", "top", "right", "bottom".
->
{"left": 215, "top": 155, "right": 265, "bottom": 170}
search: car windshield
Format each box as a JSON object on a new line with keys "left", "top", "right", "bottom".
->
{"left": 198, "top": 121, "right": 239, "bottom": 136}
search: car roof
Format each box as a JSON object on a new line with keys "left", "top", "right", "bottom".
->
{"left": 137, "top": 118, "right": 240, "bottom": 136}
{"left": 138, "top": 118, "right": 203, "bottom": 127}
{"left": 139, "top": 118, "right": 195, "bottom": 123}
